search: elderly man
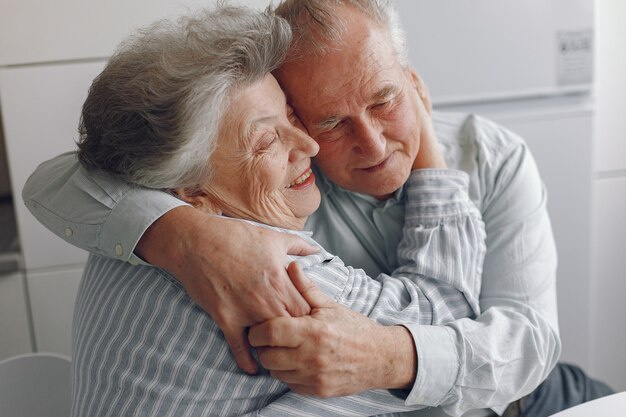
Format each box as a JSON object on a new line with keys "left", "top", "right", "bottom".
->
{"left": 23, "top": 1, "right": 611, "bottom": 416}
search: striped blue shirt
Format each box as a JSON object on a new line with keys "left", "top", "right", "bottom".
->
{"left": 71, "top": 170, "right": 485, "bottom": 416}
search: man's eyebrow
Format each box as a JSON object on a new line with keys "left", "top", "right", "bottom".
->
{"left": 314, "top": 115, "right": 342, "bottom": 131}
{"left": 371, "top": 85, "right": 400, "bottom": 103}
{"left": 312, "top": 85, "right": 402, "bottom": 131}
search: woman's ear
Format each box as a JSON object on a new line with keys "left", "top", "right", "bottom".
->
{"left": 171, "top": 186, "right": 222, "bottom": 214}
{"left": 408, "top": 68, "right": 433, "bottom": 115}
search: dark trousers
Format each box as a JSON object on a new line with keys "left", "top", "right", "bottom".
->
{"left": 502, "top": 362, "right": 614, "bottom": 417}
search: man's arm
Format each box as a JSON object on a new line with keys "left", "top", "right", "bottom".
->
{"left": 22, "top": 152, "right": 315, "bottom": 373}
{"left": 249, "top": 122, "right": 560, "bottom": 414}
{"left": 402, "top": 139, "right": 561, "bottom": 415}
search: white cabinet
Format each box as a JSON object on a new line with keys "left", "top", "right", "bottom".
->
{"left": 397, "top": 0, "right": 594, "bottom": 105}
{"left": 0, "top": 0, "right": 269, "bottom": 66}
{"left": 0, "top": 271, "right": 33, "bottom": 360}
{"left": 0, "top": 63, "right": 104, "bottom": 270}
{"left": 26, "top": 267, "right": 83, "bottom": 356}
{"left": 595, "top": 1, "right": 626, "bottom": 172}
{"left": 590, "top": 178, "right": 626, "bottom": 391}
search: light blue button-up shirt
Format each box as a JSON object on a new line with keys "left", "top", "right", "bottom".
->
{"left": 23, "top": 112, "right": 561, "bottom": 416}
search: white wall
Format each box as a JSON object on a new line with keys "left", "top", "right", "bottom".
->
{"left": 0, "top": 0, "right": 268, "bottom": 66}
{"left": 0, "top": 116, "right": 11, "bottom": 196}
{"left": 590, "top": 0, "right": 626, "bottom": 391}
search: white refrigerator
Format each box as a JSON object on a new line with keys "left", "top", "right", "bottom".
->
{"left": 395, "top": 0, "right": 595, "bottom": 370}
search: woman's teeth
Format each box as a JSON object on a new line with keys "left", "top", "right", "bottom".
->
{"left": 287, "top": 169, "right": 312, "bottom": 188}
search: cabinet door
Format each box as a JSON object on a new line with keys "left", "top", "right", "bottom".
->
{"left": 26, "top": 267, "right": 83, "bottom": 356}
{"left": 590, "top": 177, "right": 626, "bottom": 391}
{"left": 0, "top": 271, "right": 33, "bottom": 360}
{"left": 0, "top": 0, "right": 269, "bottom": 66}
{"left": 0, "top": 63, "right": 104, "bottom": 270}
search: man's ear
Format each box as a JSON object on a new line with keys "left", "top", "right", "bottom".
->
{"left": 171, "top": 186, "right": 216, "bottom": 211}
{"left": 408, "top": 68, "right": 433, "bottom": 115}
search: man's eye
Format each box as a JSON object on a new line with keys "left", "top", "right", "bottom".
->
{"left": 372, "top": 101, "right": 391, "bottom": 110}
{"left": 329, "top": 120, "right": 346, "bottom": 131}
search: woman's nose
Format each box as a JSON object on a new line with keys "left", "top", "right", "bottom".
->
{"left": 289, "top": 129, "right": 319, "bottom": 161}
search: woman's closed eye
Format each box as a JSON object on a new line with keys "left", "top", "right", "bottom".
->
{"left": 253, "top": 132, "right": 278, "bottom": 153}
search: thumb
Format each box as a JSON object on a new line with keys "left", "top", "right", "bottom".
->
{"left": 286, "top": 261, "right": 333, "bottom": 309}
{"left": 285, "top": 235, "right": 319, "bottom": 256}
{"left": 222, "top": 326, "right": 258, "bottom": 375}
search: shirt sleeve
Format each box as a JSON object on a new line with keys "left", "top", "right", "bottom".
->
{"left": 21, "top": 152, "right": 188, "bottom": 265}
{"left": 404, "top": 141, "right": 561, "bottom": 415}
{"left": 254, "top": 169, "right": 486, "bottom": 416}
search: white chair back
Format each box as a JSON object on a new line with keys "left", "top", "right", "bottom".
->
{"left": 0, "top": 352, "right": 71, "bottom": 417}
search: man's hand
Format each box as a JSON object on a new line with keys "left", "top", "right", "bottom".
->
{"left": 136, "top": 206, "right": 317, "bottom": 374}
{"left": 249, "top": 262, "right": 417, "bottom": 397}
{"left": 409, "top": 69, "right": 447, "bottom": 170}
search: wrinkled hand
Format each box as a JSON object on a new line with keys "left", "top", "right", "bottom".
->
{"left": 136, "top": 206, "right": 317, "bottom": 374}
{"left": 409, "top": 69, "right": 447, "bottom": 170}
{"left": 249, "top": 262, "right": 416, "bottom": 397}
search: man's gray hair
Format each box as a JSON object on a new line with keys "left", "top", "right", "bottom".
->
{"left": 271, "top": 0, "right": 408, "bottom": 66}
{"left": 78, "top": 6, "right": 291, "bottom": 189}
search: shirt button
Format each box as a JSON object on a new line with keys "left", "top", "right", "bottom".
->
{"left": 115, "top": 244, "right": 124, "bottom": 257}
{"left": 64, "top": 228, "right": 73, "bottom": 237}
{"left": 129, "top": 258, "right": 139, "bottom": 266}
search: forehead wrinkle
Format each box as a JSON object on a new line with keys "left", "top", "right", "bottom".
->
{"left": 371, "top": 84, "right": 400, "bottom": 102}
{"left": 243, "top": 116, "right": 277, "bottom": 145}
{"left": 311, "top": 69, "right": 400, "bottom": 131}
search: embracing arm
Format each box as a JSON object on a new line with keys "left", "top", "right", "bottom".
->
{"left": 22, "top": 152, "right": 314, "bottom": 373}
{"left": 403, "top": 138, "right": 561, "bottom": 415}
{"left": 249, "top": 169, "right": 485, "bottom": 416}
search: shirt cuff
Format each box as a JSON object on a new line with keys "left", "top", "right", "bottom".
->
{"left": 98, "top": 188, "right": 189, "bottom": 266}
{"left": 402, "top": 323, "right": 459, "bottom": 407}
{"left": 405, "top": 169, "right": 475, "bottom": 221}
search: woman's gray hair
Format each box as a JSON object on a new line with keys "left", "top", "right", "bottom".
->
{"left": 78, "top": 5, "right": 292, "bottom": 189}
{"left": 271, "top": 0, "right": 408, "bottom": 66}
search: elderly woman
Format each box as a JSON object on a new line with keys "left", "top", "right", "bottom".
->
{"left": 71, "top": 6, "right": 484, "bottom": 417}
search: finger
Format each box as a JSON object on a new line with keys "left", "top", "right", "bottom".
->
{"left": 284, "top": 234, "right": 320, "bottom": 256}
{"left": 416, "top": 74, "right": 432, "bottom": 115}
{"left": 256, "top": 346, "right": 299, "bottom": 371}
{"left": 287, "top": 262, "right": 334, "bottom": 309}
{"left": 273, "top": 269, "right": 311, "bottom": 318}
{"left": 248, "top": 316, "right": 305, "bottom": 348}
{"left": 269, "top": 369, "right": 311, "bottom": 385}
{"left": 223, "top": 326, "right": 258, "bottom": 375}
{"left": 283, "top": 382, "right": 317, "bottom": 397}
{"left": 409, "top": 68, "right": 432, "bottom": 115}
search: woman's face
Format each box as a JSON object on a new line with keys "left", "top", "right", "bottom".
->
{"left": 194, "top": 74, "right": 321, "bottom": 230}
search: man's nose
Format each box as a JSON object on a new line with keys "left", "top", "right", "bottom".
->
{"left": 353, "top": 119, "right": 386, "bottom": 160}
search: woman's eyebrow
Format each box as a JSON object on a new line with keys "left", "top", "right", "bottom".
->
{"left": 244, "top": 116, "right": 278, "bottom": 141}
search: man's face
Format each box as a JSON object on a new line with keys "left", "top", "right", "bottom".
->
{"left": 275, "top": 8, "right": 428, "bottom": 199}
